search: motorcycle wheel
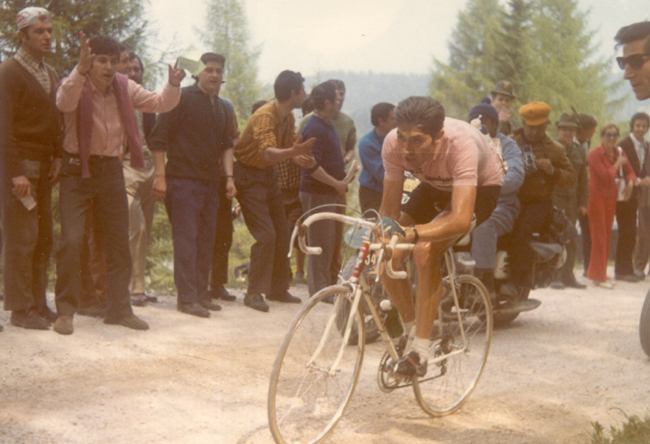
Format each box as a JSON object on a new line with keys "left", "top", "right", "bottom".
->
{"left": 492, "top": 287, "right": 530, "bottom": 327}
{"left": 639, "top": 288, "right": 650, "bottom": 358}
{"left": 336, "top": 256, "right": 381, "bottom": 345}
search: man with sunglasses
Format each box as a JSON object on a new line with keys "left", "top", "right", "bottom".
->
{"left": 616, "top": 22, "right": 650, "bottom": 100}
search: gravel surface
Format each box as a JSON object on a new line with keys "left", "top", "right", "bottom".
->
{"left": 1, "top": 267, "right": 649, "bottom": 444}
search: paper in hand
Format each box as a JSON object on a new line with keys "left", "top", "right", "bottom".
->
{"left": 343, "top": 160, "right": 360, "bottom": 185}
{"left": 176, "top": 45, "right": 206, "bottom": 77}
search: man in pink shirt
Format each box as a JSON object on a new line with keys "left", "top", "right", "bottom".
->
{"left": 378, "top": 96, "right": 504, "bottom": 378}
{"left": 53, "top": 33, "right": 184, "bottom": 335}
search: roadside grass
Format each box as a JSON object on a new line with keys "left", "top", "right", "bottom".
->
{"left": 587, "top": 412, "right": 650, "bottom": 444}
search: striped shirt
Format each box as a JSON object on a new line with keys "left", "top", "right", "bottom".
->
{"left": 14, "top": 47, "right": 51, "bottom": 95}
{"left": 234, "top": 100, "right": 297, "bottom": 170}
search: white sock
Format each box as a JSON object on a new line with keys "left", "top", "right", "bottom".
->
{"left": 402, "top": 320, "right": 414, "bottom": 337}
{"left": 411, "top": 337, "right": 429, "bottom": 361}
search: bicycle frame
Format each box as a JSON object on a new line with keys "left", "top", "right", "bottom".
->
{"left": 294, "top": 212, "right": 473, "bottom": 375}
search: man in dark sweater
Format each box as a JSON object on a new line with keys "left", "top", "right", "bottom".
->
{"left": 149, "top": 52, "right": 235, "bottom": 318}
{"left": 299, "top": 81, "right": 348, "bottom": 296}
{"left": 0, "top": 7, "right": 61, "bottom": 331}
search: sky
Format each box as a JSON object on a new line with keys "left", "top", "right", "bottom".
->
{"left": 146, "top": 0, "right": 650, "bottom": 85}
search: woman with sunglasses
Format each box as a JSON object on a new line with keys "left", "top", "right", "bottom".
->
{"left": 586, "top": 123, "right": 638, "bottom": 288}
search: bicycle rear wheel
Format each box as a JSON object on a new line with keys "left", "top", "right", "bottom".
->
{"left": 413, "top": 275, "right": 492, "bottom": 416}
{"left": 268, "top": 285, "right": 365, "bottom": 444}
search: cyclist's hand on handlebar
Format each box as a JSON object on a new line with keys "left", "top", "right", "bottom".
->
{"left": 375, "top": 216, "right": 406, "bottom": 243}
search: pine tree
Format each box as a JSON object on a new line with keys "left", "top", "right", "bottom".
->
{"left": 203, "top": 0, "right": 262, "bottom": 124}
{"left": 429, "top": 0, "right": 505, "bottom": 118}
{"left": 0, "top": 0, "right": 149, "bottom": 75}
{"left": 429, "top": 0, "right": 616, "bottom": 124}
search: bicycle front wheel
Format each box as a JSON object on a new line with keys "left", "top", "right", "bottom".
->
{"left": 413, "top": 275, "right": 492, "bottom": 416}
{"left": 268, "top": 285, "right": 365, "bottom": 444}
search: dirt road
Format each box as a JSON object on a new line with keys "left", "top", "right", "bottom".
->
{"left": 1, "top": 269, "right": 649, "bottom": 444}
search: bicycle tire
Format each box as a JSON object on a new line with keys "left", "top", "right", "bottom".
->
{"left": 640, "top": 288, "right": 650, "bottom": 358}
{"left": 412, "top": 275, "right": 492, "bottom": 416}
{"left": 268, "top": 285, "right": 365, "bottom": 444}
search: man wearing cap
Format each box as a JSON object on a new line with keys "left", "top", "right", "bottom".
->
{"left": 550, "top": 112, "right": 588, "bottom": 289}
{"left": 468, "top": 101, "right": 525, "bottom": 303}
{"left": 491, "top": 80, "right": 517, "bottom": 136}
{"left": 0, "top": 6, "right": 61, "bottom": 331}
{"left": 575, "top": 113, "right": 598, "bottom": 274}
{"left": 501, "top": 102, "right": 576, "bottom": 299}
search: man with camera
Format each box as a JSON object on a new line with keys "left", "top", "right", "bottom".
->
{"left": 501, "top": 102, "right": 576, "bottom": 299}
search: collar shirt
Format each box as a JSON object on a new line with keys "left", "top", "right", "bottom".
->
{"left": 14, "top": 47, "right": 51, "bottom": 95}
{"left": 56, "top": 67, "right": 180, "bottom": 157}
{"left": 234, "top": 101, "right": 297, "bottom": 170}
{"left": 631, "top": 133, "right": 647, "bottom": 167}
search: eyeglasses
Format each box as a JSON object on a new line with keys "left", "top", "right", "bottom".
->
{"left": 616, "top": 53, "right": 650, "bottom": 70}
{"left": 602, "top": 132, "right": 619, "bottom": 139}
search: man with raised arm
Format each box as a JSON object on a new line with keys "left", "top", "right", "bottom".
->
{"left": 378, "top": 96, "right": 505, "bottom": 377}
{"left": 0, "top": 7, "right": 61, "bottom": 331}
{"left": 233, "top": 70, "right": 315, "bottom": 313}
{"left": 53, "top": 33, "right": 184, "bottom": 334}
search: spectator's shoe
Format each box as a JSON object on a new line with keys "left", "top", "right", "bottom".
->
{"left": 550, "top": 280, "right": 566, "bottom": 290}
{"left": 53, "top": 315, "right": 74, "bottom": 335}
{"left": 209, "top": 285, "right": 236, "bottom": 302}
{"left": 37, "top": 306, "right": 58, "bottom": 323}
{"left": 294, "top": 271, "right": 305, "bottom": 281}
{"left": 593, "top": 280, "right": 615, "bottom": 289}
{"left": 564, "top": 279, "right": 587, "bottom": 289}
{"left": 10, "top": 309, "right": 50, "bottom": 330}
{"left": 104, "top": 314, "right": 149, "bottom": 330}
{"left": 78, "top": 302, "right": 106, "bottom": 318}
{"left": 615, "top": 274, "right": 641, "bottom": 283}
{"left": 266, "top": 291, "right": 301, "bottom": 304}
{"left": 177, "top": 302, "right": 210, "bottom": 318}
{"left": 130, "top": 294, "right": 147, "bottom": 307}
{"left": 394, "top": 351, "right": 427, "bottom": 378}
{"left": 0, "top": 323, "right": 3, "bottom": 332}
{"left": 199, "top": 300, "right": 222, "bottom": 311}
{"left": 144, "top": 294, "right": 158, "bottom": 303}
{"left": 634, "top": 270, "right": 646, "bottom": 280}
{"left": 244, "top": 294, "right": 269, "bottom": 312}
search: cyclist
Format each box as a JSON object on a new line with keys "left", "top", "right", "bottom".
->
{"left": 377, "top": 96, "right": 505, "bottom": 377}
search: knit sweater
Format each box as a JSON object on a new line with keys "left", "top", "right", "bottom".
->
{"left": 0, "top": 57, "right": 62, "bottom": 179}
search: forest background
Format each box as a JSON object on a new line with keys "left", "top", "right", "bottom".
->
{"left": 0, "top": 0, "right": 648, "bottom": 292}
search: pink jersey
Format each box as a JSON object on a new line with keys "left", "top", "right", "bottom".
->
{"left": 382, "top": 118, "right": 505, "bottom": 191}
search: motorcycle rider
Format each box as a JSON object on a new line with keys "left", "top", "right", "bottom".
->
{"left": 377, "top": 96, "right": 505, "bottom": 377}
{"left": 501, "top": 102, "right": 576, "bottom": 299}
{"left": 468, "top": 101, "right": 525, "bottom": 304}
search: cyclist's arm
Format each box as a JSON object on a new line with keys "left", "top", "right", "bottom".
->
{"left": 379, "top": 177, "right": 403, "bottom": 220}
{"left": 407, "top": 185, "right": 476, "bottom": 243}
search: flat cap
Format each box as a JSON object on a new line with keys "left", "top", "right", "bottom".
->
{"left": 519, "top": 101, "right": 551, "bottom": 126}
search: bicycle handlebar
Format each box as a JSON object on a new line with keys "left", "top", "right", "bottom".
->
{"left": 289, "top": 212, "right": 413, "bottom": 279}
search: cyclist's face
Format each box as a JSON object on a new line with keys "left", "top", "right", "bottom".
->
{"left": 397, "top": 125, "right": 439, "bottom": 169}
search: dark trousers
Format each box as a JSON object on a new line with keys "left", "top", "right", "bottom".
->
{"left": 165, "top": 177, "right": 219, "bottom": 304}
{"left": 615, "top": 199, "right": 637, "bottom": 276}
{"left": 234, "top": 162, "right": 290, "bottom": 296}
{"left": 2, "top": 159, "right": 52, "bottom": 313}
{"left": 508, "top": 200, "right": 554, "bottom": 286}
{"left": 359, "top": 184, "right": 382, "bottom": 215}
{"left": 578, "top": 213, "right": 591, "bottom": 272}
{"left": 55, "top": 156, "right": 133, "bottom": 319}
{"left": 300, "top": 191, "right": 338, "bottom": 296}
{"left": 209, "top": 176, "right": 233, "bottom": 288}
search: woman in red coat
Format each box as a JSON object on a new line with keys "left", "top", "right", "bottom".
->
{"left": 587, "top": 123, "right": 637, "bottom": 288}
